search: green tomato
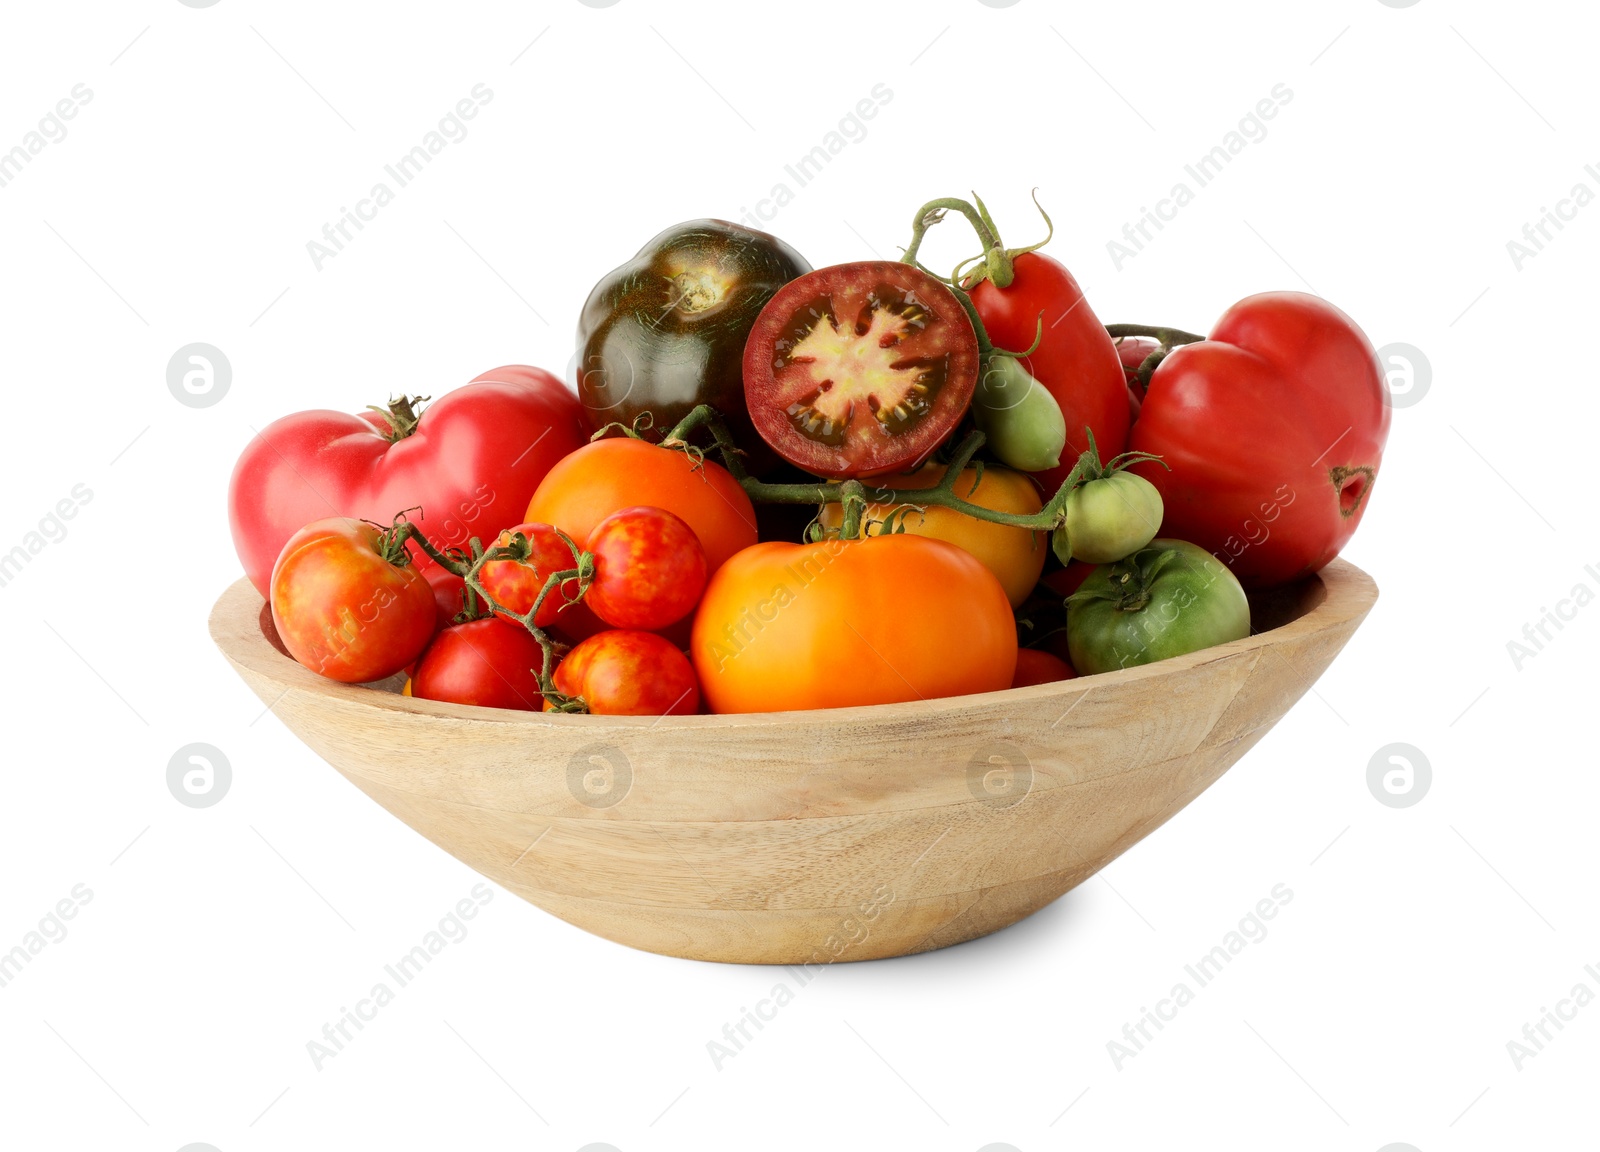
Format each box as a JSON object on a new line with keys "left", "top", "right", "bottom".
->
{"left": 1066, "top": 471, "right": 1164, "bottom": 563}
{"left": 1066, "top": 539, "right": 1250, "bottom": 675}
{"left": 970, "top": 355, "right": 1067, "bottom": 472}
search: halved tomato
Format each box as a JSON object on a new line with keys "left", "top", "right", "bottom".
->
{"left": 742, "top": 261, "right": 980, "bottom": 478}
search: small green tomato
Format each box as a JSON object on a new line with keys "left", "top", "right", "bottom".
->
{"left": 970, "top": 355, "right": 1067, "bottom": 473}
{"left": 1066, "top": 470, "right": 1164, "bottom": 563}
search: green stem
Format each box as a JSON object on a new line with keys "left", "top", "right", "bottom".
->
{"left": 902, "top": 197, "right": 1002, "bottom": 272}
{"left": 1104, "top": 323, "right": 1207, "bottom": 346}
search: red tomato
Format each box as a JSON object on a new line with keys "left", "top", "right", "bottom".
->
{"left": 422, "top": 564, "right": 468, "bottom": 631}
{"left": 969, "top": 253, "right": 1128, "bottom": 493}
{"left": 411, "top": 616, "right": 546, "bottom": 711}
{"left": 1114, "top": 334, "right": 1162, "bottom": 420}
{"left": 229, "top": 367, "right": 587, "bottom": 596}
{"left": 586, "top": 507, "right": 708, "bottom": 630}
{"left": 553, "top": 630, "right": 699, "bottom": 716}
{"left": 742, "top": 261, "right": 981, "bottom": 478}
{"left": 1130, "top": 292, "right": 1389, "bottom": 587}
{"left": 691, "top": 534, "right": 1016, "bottom": 714}
{"left": 270, "top": 517, "right": 436, "bottom": 683}
{"left": 526, "top": 437, "right": 757, "bottom": 574}
{"left": 478, "top": 521, "right": 582, "bottom": 629}
{"left": 1011, "top": 648, "right": 1076, "bottom": 688}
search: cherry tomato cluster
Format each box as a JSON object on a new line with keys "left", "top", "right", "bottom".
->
{"left": 237, "top": 191, "right": 1390, "bottom": 716}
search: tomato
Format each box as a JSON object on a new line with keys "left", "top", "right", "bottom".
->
{"left": 1012, "top": 648, "right": 1076, "bottom": 688}
{"left": 742, "top": 261, "right": 980, "bottom": 479}
{"left": 1066, "top": 539, "right": 1250, "bottom": 675}
{"left": 815, "top": 462, "right": 1046, "bottom": 608}
{"left": 691, "top": 534, "right": 1016, "bottom": 713}
{"left": 270, "top": 517, "right": 436, "bottom": 683}
{"left": 229, "top": 367, "right": 587, "bottom": 596}
{"left": 970, "top": 355, "right": 1067, "bottom": 472}
{"left": 554, "top": 630, "right": 699, "bottom": 716}
{"left": 1130, "top": 293, "right": 1389, "bottom": 587}
{"left": 586, "top": 507, "right": 708, "bottom": 630}
{"left": 526, "top": 437, "right": 757, "bottom": 574}
{"left": 478, "top": 521, "right": 582, "bottom": 629}
{"left": 576, "top": 219, "right": 810, "bottom": 472}
{"left": 1114, "top": 334, "right": 1161, "bottom": 419}
{"left": 968, "top": 252, "right": 1128, "bottom": 494}
{"left": 412, "top": 617, "right": 546, "bottom": 711}
{"left": 422, "top": 564, "right": 468, "bottom": 631}
{"left": 1065, "top": 471, "right": 1164, "bottom": 564}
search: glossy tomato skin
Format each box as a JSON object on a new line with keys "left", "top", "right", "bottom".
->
{"left": 411, "top": 617, "right": 546, "bottom": 711}
{"left": 815, "top": 463, "right": 1046, "bottom": 608}
{"left": 1012, "top": 648, "right": 1076, "bottom": 688}
{"left": 478, "top": 521, "right": 581, "bottom": 629}
{"left": 553, "top": 630, "right": 699, "bottom": 716}
{"left": 691, "top": 534, "right": 1016, "bottom": 714}
{"left": 270, "top": 517, "right": 437, "bottom": 683}
{"left": 1066, "top": 539, "right": 1250, "bottom": 675}
{"left": 743, "top": 261, "right": 981, "bottom": 479}
{"left": 576, "top": 219, "right": 809, "bottom": 473}
{"left": 229, "top": 367, "right": 587, "bottom": 596}
{"left": 526, "top": 438, "right": 757, "bottom": 575}
{"left": 586, "top": 507, "right": 708, "bottom": 630}
{"left": 969, "top": 252, "right": 1128, "bottom": 494}
{"left": 1130, "top": 292, "right": 1389, "bottom": 587}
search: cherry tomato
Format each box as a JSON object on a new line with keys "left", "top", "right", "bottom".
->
{"left": 411, "top": 617, "right": 546, "bottom": 711}
{"left": 554, "top": 630, "right": 699, "bottom": 716}
{"left": 478, "top": 521, "right": 582, "bottom": 629}
{"left": 422, "top": 564, "right": 468, "bottom": 631}
{"left": 1130, "top": 292, "right": 1389, "bottom": 587}
{"left": 691, "top": 534, "right": 1016, "bottom": 713}
{"left": 1012, "top": 648, "right": 1076, "bottom": 688}
{"left": 585, "top": 507, "right": 708, "bottom": 630}
{"left": 815, "top": 463, "right": 1046, "bottom": 608}
{"left": 270, "top": 517, "right": 436, "bottom": 683}
{"left": 969, "top": 252, "right": 1129, "bottom": 494}
{"left": 742, "top": 261, "right": 980, "bottom": 478}
{"left": 526, "top": 437, "right": 757, "bottom": 574}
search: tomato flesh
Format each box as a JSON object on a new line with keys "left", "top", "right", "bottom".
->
{"left": 744, "top": 262, "right": 979, "bottom": 478}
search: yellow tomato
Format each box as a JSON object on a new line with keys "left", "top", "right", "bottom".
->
{"left": 817, "top": 463, "right": 1045, "bottom": 607}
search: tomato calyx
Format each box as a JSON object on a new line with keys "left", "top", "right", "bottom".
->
{"left": 1065, "top": 545, "right": 1183, "bottom": 614}
{"left": 365, "top": 395, "right": 430, "bottom": 443}
{"left": 902, "top": 190, "right": 1057, "bottom": 292}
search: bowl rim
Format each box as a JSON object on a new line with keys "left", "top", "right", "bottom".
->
{"left": 210, "top": 559, "right": 1377, "bottom": 730}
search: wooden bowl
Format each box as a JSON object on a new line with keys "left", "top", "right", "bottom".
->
{"left": 210, "top": 561, "right": 1376, "bottom": 964}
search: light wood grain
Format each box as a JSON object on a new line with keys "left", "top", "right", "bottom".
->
{"left": 210, "top": 561, "right": 1377, "bottom": 963}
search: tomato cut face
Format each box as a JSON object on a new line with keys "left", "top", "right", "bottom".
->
{"left": 743, "top": 261, "right": 979, "bottom": 478}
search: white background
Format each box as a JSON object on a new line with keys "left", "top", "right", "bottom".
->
{"left": 1, "top": 1, "right": 1595, "bottom": 1149}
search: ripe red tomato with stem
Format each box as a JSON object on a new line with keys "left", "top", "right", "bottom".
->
{"left": 478, "top": 521, "right": 585, "bottom": 629}
{"left": 742, "top": 261, "right": 981, "bottom": 479}
{"left": 270, "top": 517, "right": 437, "bottom": 683}
{"left": 1127, "top": 292, "right": 1390, "bottom": 587}
{"left": 904, "top": 194, "right": 1127, "bottom": 493}
{"left": 411, "top": 616, "right": 547, "bottom": 712}
{"left": 553, "top": 631, "right": 700, "bottom": 716}
{"left": 229, "top": 366, "right": 587, "bottom": 596}
{"left": 585, "top": 506, "right": 708, "bottom": 631}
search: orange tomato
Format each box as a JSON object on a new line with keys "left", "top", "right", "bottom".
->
{"left": 553, "top": 630, "right": 699, "bottom": 716}
{"left": 691, "top": 534, "right": 1016, "bottom": 713}
{"left": 526, "top": 438, "right": 757, "bottom": 573}
{"left": 817, "top": 463, "right": 1045, "bottom": 608}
